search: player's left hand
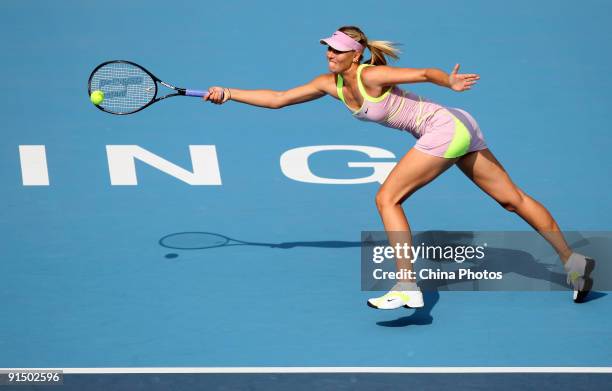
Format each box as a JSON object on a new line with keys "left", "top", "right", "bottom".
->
{"left": 449, "top": 64, "right": 480, "bottom": 92}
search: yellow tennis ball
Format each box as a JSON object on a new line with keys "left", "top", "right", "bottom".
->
{"left": 90, "top": 90, "right": 104, "bottom": 105}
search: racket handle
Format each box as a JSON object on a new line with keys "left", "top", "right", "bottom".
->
{"left": 185, "top": 89, "right": 208, "bottom": 97}
{"left": 185, "top": 89, "right": 225, "bottom": 100}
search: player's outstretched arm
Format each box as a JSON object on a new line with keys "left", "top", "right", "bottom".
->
{"left": 361, "top": 64, "right": 479, "bottom": 92}
{"left": 205, "top": 74, "right": 333, "bottom": 108}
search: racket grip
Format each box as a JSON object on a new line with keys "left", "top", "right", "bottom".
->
{"left": 185, "top": 89, "right": 208, "bottom": 97}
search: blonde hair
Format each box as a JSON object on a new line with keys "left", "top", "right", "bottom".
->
{"left": 338, "top": 25, "right": 400, "bottom": 65}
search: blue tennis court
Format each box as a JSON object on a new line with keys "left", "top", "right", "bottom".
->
{"left": 1, "top": 0, "right": 611, "bottom": 389}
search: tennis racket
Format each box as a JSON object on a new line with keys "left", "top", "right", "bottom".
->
{"left": 87, "top": 60, "right": 221, "bottom": 115}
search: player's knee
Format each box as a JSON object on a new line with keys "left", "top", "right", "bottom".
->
{"left": 499, "top": 189, "right": 526, "bottom": 212}
{"left": 375, "top": 189, "right": 401, "bottom": 211}
{"left": 375, "top": 191, "right": 387, "bottom": 211}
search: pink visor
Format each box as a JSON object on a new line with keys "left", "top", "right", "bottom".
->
{"left": 320, "top": 30, "right": 364, "bottom": 52}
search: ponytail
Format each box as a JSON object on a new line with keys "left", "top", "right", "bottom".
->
{"left": 338, "top": 25, "right": 401, "bottom": 66}
{"left": 365, "top": 40, "right": 400, "bottom": 65}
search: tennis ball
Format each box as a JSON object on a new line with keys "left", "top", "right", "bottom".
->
{"left": 90, "top": 90, "right": 104, "bottom": 105}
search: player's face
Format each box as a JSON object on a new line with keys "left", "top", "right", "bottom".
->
{"left": 326, "top": 46, "right": 357, "bottom": 73}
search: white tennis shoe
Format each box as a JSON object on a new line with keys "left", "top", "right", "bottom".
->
{"left": 367, "top": 284, "right": 424, "bottom": 310}
{"left": 565, "top": 253, "right": 596, "bottom": 303}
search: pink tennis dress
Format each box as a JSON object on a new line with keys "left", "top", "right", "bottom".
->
{"left": 336, "top": 64, "right": 487, "bottom": 158}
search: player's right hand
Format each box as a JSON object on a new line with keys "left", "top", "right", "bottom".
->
{"left": 205, "top": 86, "right": 230, "bottom": 104}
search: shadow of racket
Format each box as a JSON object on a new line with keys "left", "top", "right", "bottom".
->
{"left": 158, "top": 231, "right": 375, "bottom": 253}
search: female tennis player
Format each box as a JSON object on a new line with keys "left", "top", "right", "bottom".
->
{"left": 204, "top": 26, "right": 595, "bottom": 308}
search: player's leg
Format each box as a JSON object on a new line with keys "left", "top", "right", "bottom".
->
{"left": 456, "top": 148, "right": 595, "bottom": 302}
{"left": 368, "top": 148, "right": 456, "bottom": 309}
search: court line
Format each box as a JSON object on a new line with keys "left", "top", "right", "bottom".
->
{"left": 2, "top": 367, "right": 612, "bottom": 374}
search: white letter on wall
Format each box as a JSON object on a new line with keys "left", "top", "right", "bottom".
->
{"left": 280, "top": 145, "right": 396, "bottom": 184}
{"left": 19, "top": 145, "right": 49, "bottom": 186}
{"left": 106, "top": 145, "right": 222, "bottom": 185}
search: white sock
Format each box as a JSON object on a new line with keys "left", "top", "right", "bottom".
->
{"left": 393, "top": 281, "right": 419, "bottom": 291}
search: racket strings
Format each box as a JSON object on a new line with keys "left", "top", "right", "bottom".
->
{"left": 90, "top": 62, "right": 156, "bottom": 114}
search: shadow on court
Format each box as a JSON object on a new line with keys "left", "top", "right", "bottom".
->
{"left": 158, "top": 231, "right": 364, "bottom": 250}
{"left": 376, "top": 290, "right": 439, "bottom": 328}
{"left": 158, "top": 231, "right": 608, "bottom": 316}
